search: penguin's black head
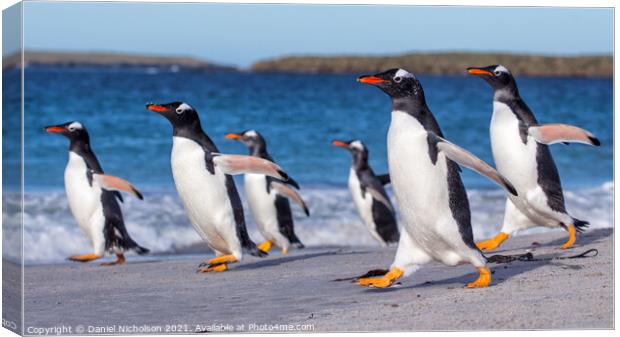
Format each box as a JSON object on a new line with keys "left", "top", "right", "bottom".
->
{"left": 357, "top": 68, "right": 424, "bottom": 100}
{"left": 146, "top": 101, "right": 201, "bottom": 130}
{"left": 467, "top": 65, "right": 517, "bottom": 93}
{"left": 44, "top": 121, "right": 89, "bottom": 143}
{"left": 332, "top": 139, "right": 368, "bottom": 167}
{"left": 225, "top": 129, "right": 267, "bottom": 155}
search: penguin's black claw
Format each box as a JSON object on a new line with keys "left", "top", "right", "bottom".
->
{"left": 589, "top": 136, "right": 601, "bottom": 146}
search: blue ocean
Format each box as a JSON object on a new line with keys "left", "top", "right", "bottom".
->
{"left": 3, "top": 66, "right": 613, "bottom": 263}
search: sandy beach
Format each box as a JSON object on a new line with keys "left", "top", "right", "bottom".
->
{"left": 15, "top": 228, "right": 612, "bottom": 333}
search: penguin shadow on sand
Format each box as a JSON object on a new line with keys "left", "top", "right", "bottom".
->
{"left": 230, "top": 250, "right": 357, "bottom": 272}
{"left": 543, "top": 228, "right": 611, "bottom": 249}
{"left": 356, "top": 259, "right": 550, "bottom": 293}
{"left": 357, "top": 232, "right": 607, "bottom": 292}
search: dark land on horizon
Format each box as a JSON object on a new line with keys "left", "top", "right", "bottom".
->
{"left": 3, "top": 50, "right": 613, "bottom": 77}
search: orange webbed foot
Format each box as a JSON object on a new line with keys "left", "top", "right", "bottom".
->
{"left": 197, "top": 254, "right": 238, "bottom": 273}
{"left": 257, "top": 241, "right": 272, "bottom": 254}
{"left": 100, "top": 254, "right": 125, "bottom": 266}
{"left": 466, "top": 267, "right": 491, "bottom": 288}
{"left": 357, "top": 267, "right": 404, "bottom": 288}
{"left": 68, "top": 253, "right": 101, "bottom": 262}
{"left": 560, "top": 224, "right": 576, "bottom": 250}
{"left": 476, "top": 232, "right": 509, "bottom": 251}
{"left": 197, "top": 263, "right": 228, "bottom": 273}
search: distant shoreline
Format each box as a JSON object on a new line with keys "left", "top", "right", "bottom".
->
{"left": 251, "top": 52, "right": 613, "bottom": 77}
{"left": 2, "top": 51, "right": 237, "bottom": 72}
{"left": 3, "top": 51, "right": 613, "bottom": 77}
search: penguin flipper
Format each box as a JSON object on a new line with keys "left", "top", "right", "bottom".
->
{"left": 365, "top": 186, "right": 394, "bottom": 213}
{"left": 93, "top": 173, "right": 143, "bottom": 200}
{"left": 212, "top": 153, "right": 289, "bottom": 181}
{"left": 430, "top": 133, "right": 518, "bottom": 196}
{"left": 271, "top": 180, "right": 310, "bottom": 216}
{"left": 113, "top": 191, "right": 124, "bottom": 203}
{"left": 528, "top": 124, "right": 600, "bottom": 146}
{"left": 285, "top": 176, "right": 301, "bottom": 190}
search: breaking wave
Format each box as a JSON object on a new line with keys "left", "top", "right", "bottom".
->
{"left": 3, "top": 181, "right": 613, "bottom": 264}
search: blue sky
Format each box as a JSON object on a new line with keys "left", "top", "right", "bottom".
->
{"left": 18, "top": 2, "right": 614, "bottom": 67}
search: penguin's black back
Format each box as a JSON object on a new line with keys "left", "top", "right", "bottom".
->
{"left": 356, "top": 169, "right": 399, "bottom": 244}
{"left": 274, "top": 195, "right": 305, "bottom": 247}
{"left": 370, "top": 200, "right": 399, "bottom": 243}
{"left": 101, "top": 190, "right": 149, "bottom": 255}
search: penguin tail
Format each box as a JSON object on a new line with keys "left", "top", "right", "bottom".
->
{"left": 572, "top": 218, "right": 589, "bottom": 233}
{"left": 104, "top": 220, "right": 149, "bottom": 256}
{"left": 288, "top": 232, "right": 305, "bottom": 249}
{"left": 132, "top": 245, "right": 150, "bottom": 255}
{"left": 387, "top": 236, "right": 399, "bottom": 245}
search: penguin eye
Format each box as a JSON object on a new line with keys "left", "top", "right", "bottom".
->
{"left": 175, "top": 108, "right": 184, "bottom": 115}
{"left": 394, "top": 76, "right": 402, "bottom": 83}
{"left": 494, "top": 70, "right": 501, "bottom": 76}
{"left": 68, "top": 126, "right": 75, "bottom": 132}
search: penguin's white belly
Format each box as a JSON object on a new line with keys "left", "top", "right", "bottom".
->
{"left": 490, "top": 102, "right": 539, "bottom": 191}
{"left": 64, "top": 152, "right": 105, "bottom": 248}
{"left": 388, "top": 111, "right": 472, "bottom": 265}
{"left": 171, "top": 137, "right": 239, "bottom": 254}
{"left": 348, "top": 169, "right": 383, "bottom": 244}
{"left": 491, "top": 102, "right": 563, "bottom": 227}
{"left": 244, "top": 174, "right": 280, "bottom": 242}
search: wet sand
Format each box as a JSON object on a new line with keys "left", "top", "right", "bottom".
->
{"left": 20, "top": 228, "right": 613, "bottom": 332}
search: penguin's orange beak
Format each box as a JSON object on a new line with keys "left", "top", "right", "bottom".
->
{"left": 146, "top": 104, "right": 169, "bottom": 112}
{"left": 45, "top": 126, "right": 65, "bottom": 133}
{"left": 225, "top": 133, "right": 242, "bottom": 140}
{"left": 357, "top": 76, "right": 388, "bottom": 84}
{"left": 331, "top": 140, "right": 349, "bottom": 148}
{"left": 467, "top": 68, "right": 494, "bottom": 76}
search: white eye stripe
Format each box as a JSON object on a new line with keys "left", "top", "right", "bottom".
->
{"left": 68, "top": 122, "right": 83, "bottom": 130}
{"left": 350, "top": 140, "right": 365, "bottom": 151}
{"left": 175, "top": 102, "right": 193, "bottom": 114}
{"left": 395, "top": 69, "right": 415, "bottom": 79}
{"left": 244, "top": 130, "right": 258, "bottom": 137}
{"left": 494, "top": 65, "right": 509, "bottom": 74}
{"left": 177, "top": 103, "right": 192, "bottom": 111}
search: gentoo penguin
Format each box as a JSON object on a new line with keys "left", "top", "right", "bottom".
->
{"left": 331, "top": 139, "right": 399, "bottom": 246}
{"left": 468, "top": 65, "right": 600, "bottom": 251}
{"left": 147, "top": 102, "right": 290, "bottom": 272}
{"left": 355, "top": 68, "right": 518, "bottom": 288}
{"left": 45, "top": 121, "right": 148, "bottom": 265}
{"left": 225, "top": 130, "right": 308, "bottom": 254}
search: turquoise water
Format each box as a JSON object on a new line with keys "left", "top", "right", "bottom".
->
{"left": 3, "top": 66, "right": 613, "bottom": 263}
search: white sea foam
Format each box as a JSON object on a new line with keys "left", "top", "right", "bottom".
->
{"left": 3, "top": 182, "right": 613, "bottom": 264}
